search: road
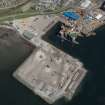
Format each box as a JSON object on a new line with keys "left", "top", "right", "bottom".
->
{"left": 0, "top": 4, "right": 75, "bottom": 22}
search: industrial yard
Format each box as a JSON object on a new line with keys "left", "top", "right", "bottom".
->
{"left": 12, "top": 15, "right": 87, "bottom": 104}
{"left": 0, "top": 0, "right": 105, "bottom": 105}
{"left": 13, "top": 38, "right": 87, "bottom": 104}
{"left": 58, "top": 0, "right": 105, "bottom": 44}
{"left": 7, "top": 0, "right": 105, "bottom": 103}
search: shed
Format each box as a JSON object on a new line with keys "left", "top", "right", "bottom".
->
{"left": 63, "top": 12, "right": 80, "bottom": 20}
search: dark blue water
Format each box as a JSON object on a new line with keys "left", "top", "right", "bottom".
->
{"left": 0, "top": 28, "right": 37, "bottom": 105}
{"left": 42, "top": 22, "right": 105, "bottom": 105}
{"left": 0, "top": 24, "right": 105, "bottom": 105}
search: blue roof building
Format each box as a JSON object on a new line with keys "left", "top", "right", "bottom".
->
{"left": 63, "top": 12, "right": 80, "bottom": 20}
